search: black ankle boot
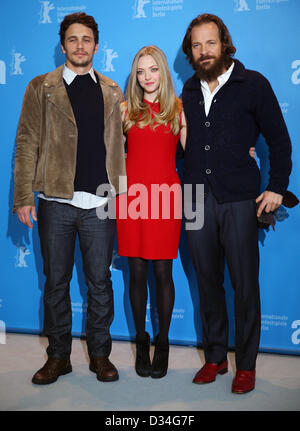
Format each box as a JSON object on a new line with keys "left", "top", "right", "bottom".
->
{"left": 135, "top": 332, "right": 151, "bottom": 377}
{"left": 151, "top": 335, "right": 169, "bottom": 379}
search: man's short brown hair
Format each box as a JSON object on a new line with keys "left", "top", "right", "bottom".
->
{"left": 59, "top": 12, "right": 99, "bottom": 47}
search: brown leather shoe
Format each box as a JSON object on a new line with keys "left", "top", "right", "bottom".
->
{"left": 89, "top": 357, "right": 119, "bottom": 382}
{"left": 32, "top": 358, "right": 72, "bottom": 385}
{"left": 232, "top": 370, "right": 256, "bottom": 394}
{"left": 193, "top": 361, "right": 228, "bottom": 384}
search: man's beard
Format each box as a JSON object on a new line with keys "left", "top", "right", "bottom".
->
{"left": 192, "top": 52, "right": 228, "bottom": 82}
{"left": 67, "top": 52, "right": 93, "bottom": 69}
{"left": 69, "top": 58, "right": 91, "bottom": 68}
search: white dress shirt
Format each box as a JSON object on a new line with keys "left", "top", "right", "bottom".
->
{"left": 38, "top": 65, "right": 108, "bottom": 209}
{"left": 201, "top": 62, "right": 234, "bottom": 116}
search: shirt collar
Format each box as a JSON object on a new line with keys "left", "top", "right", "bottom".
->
{"left": 201, "top": 61, "right": 234, "bottom": 90}
{"left": 63, "top": 64, "right": 97, "bottom": 85}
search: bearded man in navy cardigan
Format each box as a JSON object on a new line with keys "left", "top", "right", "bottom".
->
{"left": 181, "top": 14, "right": 292, "bottom": 394}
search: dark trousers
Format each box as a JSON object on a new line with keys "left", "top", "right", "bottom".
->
{"left": 185, "top": 191, "right": 261, "bottom": 370}
{"left": 37, "top": 199, "right": 116, "bottom": 359}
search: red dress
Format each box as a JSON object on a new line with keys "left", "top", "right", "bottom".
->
{"left": 116, "top": 100, "right": 182, "bottom": 259}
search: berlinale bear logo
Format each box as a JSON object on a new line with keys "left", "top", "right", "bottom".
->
{"left": 133, "top": 0, "right": 150, "bottom": 19}
{"left": 39, "top": 1, "right": 55, "bottom": 24}
{"left": 234, "top": 0, "right": 250, "bottom": 12}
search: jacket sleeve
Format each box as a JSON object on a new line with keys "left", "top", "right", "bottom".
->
{"left": 104, "top": 84, "right": 127, "bottom": 196}
{"left": 13, "top": 80, "right": 41, "bottom": 212}
{"left": 254, "top": 74, "right": 292, "bottom": 196}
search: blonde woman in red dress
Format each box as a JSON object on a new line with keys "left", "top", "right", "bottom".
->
{"left": 116, "top": 45, "right": 255, "bottom": 380}
{"left": 116, "top": 46, "right": 187, "bottom": 379}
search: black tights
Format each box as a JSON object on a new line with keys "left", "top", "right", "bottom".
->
{"left": 128, "top": 257, "right": 175, "bottom": 341}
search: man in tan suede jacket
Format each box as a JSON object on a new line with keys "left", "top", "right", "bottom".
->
{"left": 13, "top": 12, "right": 126, "bottom": 385}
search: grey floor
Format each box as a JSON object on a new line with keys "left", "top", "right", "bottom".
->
{"left": 0, "top": 333, "right": 300, "bottom": 412}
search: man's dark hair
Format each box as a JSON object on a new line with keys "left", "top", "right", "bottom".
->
{"left": 182, "top": 13, "right": 236, "bottom": 69}
{"left": 59, "top": 12, "right": 99, "bottom": 47}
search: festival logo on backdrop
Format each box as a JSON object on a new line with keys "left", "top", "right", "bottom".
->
{"left": 101, "top": 44, "right": 118, "bottom": 72}
{"left": 39, "top": 1, "right": 55, "bottom": 24}
{"left": 291, "top": 60, "right": 300, "bottom": 85}
{"left": 0, "top": 60, "right": 6, "bottom": 84}
{"left": 132, "top": 0, "right": 184, "bottom": 19}
{"left": 234, "top": 0, "right": 250, "bottom": 12}
{"left": 10, "top": 49, "right": 26, "bottom": 76}
{"left": 256, "top": 0, "right": 289, "bottom": 11}
{"left": 234, "top": 0, "right": 290, "bottom": 12}
{"left": 133, "top": 0, "right": 150, "bottom": 18}
{"left": 259, "top": 313, "right": 300, "bottom": 347}
{"left": 38, "top": 1, "right": 87, "bottom": 24}
{"left": 261, "top": 313, "right": 288, "bottom": 332}
{"left": 291, "top": 320, "right": 300, "bottom": 345}
{"left": 15, "top": 245, "right": 31, "bottom": 268}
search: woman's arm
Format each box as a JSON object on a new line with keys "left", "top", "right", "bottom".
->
{"left": 120, "top": 101, "right": 127, "bottom": 146}
{"left": 179, "top": 109, "right": 187, "bottom": 150}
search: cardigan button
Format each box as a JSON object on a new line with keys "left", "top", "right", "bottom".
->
{"left": 205, "top": 121, "right": 210, "bottom": 127}
{"left": 206, "top": 169, "right": 211, "bottom": 174}
{"left": 205, "top": 145, "right": 210, "bottom": 151}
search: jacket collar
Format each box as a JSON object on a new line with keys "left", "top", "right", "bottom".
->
{"left": 43, "top": 65, "right": 120, "bottom": 124}
{"left": 94, "top": 70, "right": 121, "bottom": 123}
{"left": 43, "top": 65, "right": 75, "bottom": 125}
{"left": 43, "top": 64, "right": 120, "bottom": 88}
{"left": 184, "top": 59, "right": 246, "bottom": 91}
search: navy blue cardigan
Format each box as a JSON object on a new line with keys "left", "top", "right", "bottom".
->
{"left": 182, "top": 59, "right": 292, "bottom": 203}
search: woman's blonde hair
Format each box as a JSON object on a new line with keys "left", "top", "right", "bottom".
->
{"left": 123, "top": 45, "right": 182, "bottom": 135}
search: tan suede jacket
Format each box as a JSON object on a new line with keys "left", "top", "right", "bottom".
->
{"left": 13, "top": 64, "right": 127, "bottom": 212}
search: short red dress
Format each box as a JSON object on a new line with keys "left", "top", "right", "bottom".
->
{"left": 116, "top": 100, "right": 182, "bottom": 260}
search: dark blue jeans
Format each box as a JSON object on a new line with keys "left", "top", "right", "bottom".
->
{"left": 37, "top": 199, "right": 116, "bottom": 359}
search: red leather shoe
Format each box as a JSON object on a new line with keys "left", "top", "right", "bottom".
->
{"left": 232, "top": 370, "right": 256, "bottom": 394}
{"left": 193, "top": 361, "right": 228, "bottom": 384}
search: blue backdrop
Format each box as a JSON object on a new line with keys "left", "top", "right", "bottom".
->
{"left": 1, "top": 0, "right": 300, "bottom": 355}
